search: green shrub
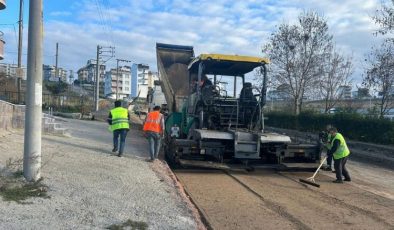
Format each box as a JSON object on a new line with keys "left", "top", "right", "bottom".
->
{"left": 265, "top": 111, "right": 394, "bottom": 145}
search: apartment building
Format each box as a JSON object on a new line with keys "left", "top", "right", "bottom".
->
{"left": 338, "top": 85, "right": 352, "bottom": 100}
{"left": 77, "top": 59, "right": 106, "bottom": 83}
{"left": 104, "top": 66, "right": 132, "bottom": 99}
{"left": 130, "top": 63, "right": 158, "bottom": 98}
{"left": 43, "top": 64, "right": 68, "bottom": 82}
{"left": 0, "top": 63, "right": 27, "bottom": 80}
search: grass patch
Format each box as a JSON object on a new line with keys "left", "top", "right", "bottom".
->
{"left": 13, "top": 170, "right": 24, "bottom": 178}
{"left": 0, "top": 177, "right": 49, "bottom": 204}
{"left": 107, "top": 219, "right": 148, "bottom": 230}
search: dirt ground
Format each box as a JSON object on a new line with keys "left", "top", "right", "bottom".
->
{"left": 0, "top": 119, "right": 202, "bottom": 229}
{"left": 175, "top": 162, "right": 394, "bottom": 230}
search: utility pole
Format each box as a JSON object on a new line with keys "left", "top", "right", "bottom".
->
{"left": 17, "top": 0, "right": 24, "bottom": 104}
{"left": 24, "top": 0, "right": 43, "bottom": 182}
{"left": 95, "top": 45, "right": 100, "bottom": 111}
{"left": 115, "top": 59, "right": 132, "bottom": 100}
{"left": 55, "top": 42, "right": 59, "bottom": 79}
{"left": 116, "top": 59, "right": 119, "bottom": 100}
{"left": 94, "top": 45, "right": 114, "bottom": 111}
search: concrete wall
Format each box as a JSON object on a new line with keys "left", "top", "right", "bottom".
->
{"left": 0, "top": 100, "right": 25, "bottom": 130}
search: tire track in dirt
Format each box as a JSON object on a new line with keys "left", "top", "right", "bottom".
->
{"left": 276, "top": 171, "right": 394, "bottom": 227}
{"left": 175, "top": 168, "right": 394, "bottom": 230}
{"left": 224, "top": 171, "right": 312, "bottom": 230}
{"left": 299, "top": 181, "right": 393, "bottom": 227}
{"left": 243, "top": 170, "right": 394, "bottom": 229}
{"left": 174, "top": 169, "right": 300, "bottom": 230}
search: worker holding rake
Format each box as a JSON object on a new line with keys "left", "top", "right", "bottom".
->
{"left": 327, "top": 127, "right": 351, "bottom": 183}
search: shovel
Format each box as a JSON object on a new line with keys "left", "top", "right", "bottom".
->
{"left": 299, "top": 156, "right": 327, "bottom": 188}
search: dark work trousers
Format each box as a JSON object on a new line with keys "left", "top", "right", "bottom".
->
{"left": 334, "top": 156, "right": 351, "bottom": 181}
{"left": 113, "top": 129, "right": 128, "bottom": 155}
{"left": 326, "top": 153, "right": 333, "bottom": 168}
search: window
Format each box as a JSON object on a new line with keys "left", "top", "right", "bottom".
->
{"left": 125, "top": 87, "right": 129, "bottom": 91}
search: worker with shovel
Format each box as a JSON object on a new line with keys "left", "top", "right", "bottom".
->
{"left": 328, "top": 127, "right": 351, "bottom": 183}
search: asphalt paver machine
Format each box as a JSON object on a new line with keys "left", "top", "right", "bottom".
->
{"left": 156, "top": 43, "right": 321, "bottom": 168}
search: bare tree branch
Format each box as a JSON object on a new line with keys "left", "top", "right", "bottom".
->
{"left": 263, "top": 11, "right": 333, "bottom": 114}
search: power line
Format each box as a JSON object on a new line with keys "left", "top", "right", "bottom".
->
{"left": 5, "top": 50, "right": 56, "bottom": 57}
{"left": 101, "top": 0, "right": 115, "bottom": 46}
{"left": 94, "top": 0, "right": 108, "bottom": 44}
{"left": 0, "top": 23, "right": 18, "bottom": 25}
{"left": 94, "top": 0, "right": 115, "bottom": 48}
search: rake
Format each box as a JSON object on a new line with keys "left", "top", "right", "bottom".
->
{"left": 299, "top": 156, "right": 327, "bottom": 188}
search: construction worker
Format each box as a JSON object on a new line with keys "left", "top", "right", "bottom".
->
{"left": 143, "top": 105, "right": 165, "bottom": 161}
{"left": 107, "top": 100, "right": 130, "bottom": 157}
{"left": 327, "top": 127, "right": 351, "bottom": 183}
{"left": 322, "top": 124, "right": 334, "bottom": 171}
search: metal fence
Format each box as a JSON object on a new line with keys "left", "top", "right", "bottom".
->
{"left": 0, "top": 90, "right": 94, "bottom": 112}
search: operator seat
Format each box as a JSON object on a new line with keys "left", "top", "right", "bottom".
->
{"left": 239, "top": 82, "right": 258, "bottom": 127}
{"left": 239, "top": 82, "right": 257, "bottom": 103}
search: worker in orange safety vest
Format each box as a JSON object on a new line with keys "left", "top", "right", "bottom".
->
{"left": 143, "top": 106, "right": 165, "bottom": 161}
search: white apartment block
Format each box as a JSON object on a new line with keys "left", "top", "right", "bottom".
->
{"left": 338, "top": 85, "right": 352, "bottom": 100}
{"left": 130, "top": 63, "right": 158, "bottom": 98}
{"left": 0, "top": 63, "right": 27, "bottom": 80}
{"left": 77, "top": 59, "right": 106, "bottom": 83}
{"left": 43, "top": 65, "right": 68, "bottom": 82}
{"left": 104, "top": 66, "right": 132, "bottom": 99}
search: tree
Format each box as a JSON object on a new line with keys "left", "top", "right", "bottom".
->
{"left": 263, "top": 11, "right": 333, "bottom": 115}
{"left": 319, "top": 49, "right": 353, "bottom": 113}
{"left": 356, "top": 87, "right": 371, "bottom": 99}
{"left": 45, "top": 81, "right": 68, "bottom": 95}
{"left": 373, "top": 0, "right": 394, "bottom": 39}
{"left": 363, "top": 0, "right": 394, "bottom": 118}
{"left": 363, "top": 42, "right": 394, "bottom": 118}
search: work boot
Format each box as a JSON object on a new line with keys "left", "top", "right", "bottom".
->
{"left": 332, "top": 179, "right": 343, "bottom": 183}
{"left": 112, "top": 147, "right": 118, "bottom": 153}
{"left": 322, "top": 166, "right": 332, "bottom": 171}
{"left": 344, "top": 178, "right": 351, "bottom": 182}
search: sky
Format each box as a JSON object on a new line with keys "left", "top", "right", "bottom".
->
{"left": 0, "top": 0, "right": 385, "bottom": 85}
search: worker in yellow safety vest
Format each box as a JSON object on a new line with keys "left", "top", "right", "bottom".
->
{"left": 107, "top": 100, "right": 130, "bottom": 157}
{"left": 143, "top": 105, "right": 165, "bottom": 161}
{"left": 327, "top": 127, "right": 351, "bottom": 183}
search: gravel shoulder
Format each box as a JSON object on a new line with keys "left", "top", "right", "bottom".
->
{"left": 0, "top": 118, "right": 202, "bottom": 230}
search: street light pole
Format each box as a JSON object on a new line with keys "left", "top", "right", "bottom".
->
{"left": 23, "top": 0, "right": 43, "bottom": 182}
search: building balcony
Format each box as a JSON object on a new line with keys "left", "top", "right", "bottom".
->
{"left": 111, "top": 82, "right": 124, "bottom": 87}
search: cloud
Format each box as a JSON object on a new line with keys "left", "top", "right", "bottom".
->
{"left": 49, "top": 11, "right": 72, "bottom": 17}
{"left": 1, "top": 0, "right": 383, "bottom": 85}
